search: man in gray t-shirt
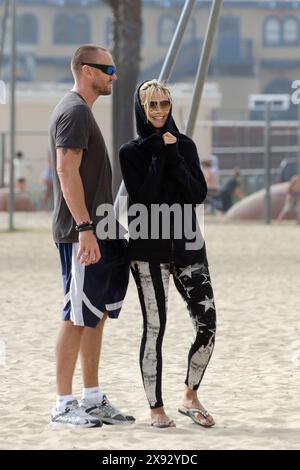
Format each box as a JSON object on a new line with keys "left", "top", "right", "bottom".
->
{"left": 50, "top": 90, "right": 113, "bottom": 243}
{"left": 48, "top": 45, "right": 134, "bottom": 428}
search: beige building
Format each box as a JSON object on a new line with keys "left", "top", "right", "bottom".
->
{"left": 0, "top": 0, "right": 298, "bottom": 118}
{"left": 1, "top": 0, "right": 298, "bottom": 192}
{"left": 0, "top": 81, "right": 221, "bottom": 191}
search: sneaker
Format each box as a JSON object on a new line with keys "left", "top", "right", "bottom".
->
{"left": 80, "top": 395, "right": 135, "bottom": 425}
{"left": 50, "top": 399, "right": 102, "bottom": 428}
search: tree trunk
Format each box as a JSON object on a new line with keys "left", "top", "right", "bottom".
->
{"left": 104, "top": 0, "right": 142, "bottom": 198}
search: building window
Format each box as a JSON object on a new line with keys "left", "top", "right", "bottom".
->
{"left": 282, "top": 17, "right": 299, "bottom": 45}
{"left": 73, "top": 14, "right": 90, "bottom": 43}
{"left": 264, "top": 16, "right": 281, "bottom": 46}
{"left": 158, "top": 14, "right": 177, "bottom": 46}
{"left": 219, "top": 15, "right": 240, "bottom": 37}
{"left": 54, "top": 13, "right": 90, "bottom": 44}
{"left": 53, "top": 13, "right": 72, "bottom": 44}
{"left": 17, "top": 13, "right": 38, "bottom": 44}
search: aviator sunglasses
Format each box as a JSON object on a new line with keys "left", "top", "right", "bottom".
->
{"left": 80, "top": 62, "right": 117, "bottom": 76}
{"left": 148, "top": 100, "right": 171, "bottom": 112}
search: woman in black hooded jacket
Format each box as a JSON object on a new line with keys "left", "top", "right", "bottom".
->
{"left": 119, "top": 80, "right": 216, "bottom": 428}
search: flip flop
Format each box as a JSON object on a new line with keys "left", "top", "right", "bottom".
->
{"left": 151, "top": 418, "right": 176, "bottom": 428}
{"left": 178, "top": 406, "right": 215, "bottom": 428}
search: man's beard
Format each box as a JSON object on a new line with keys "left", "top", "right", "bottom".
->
{"left": 92, "top": 82, "right": 112, "bottom": 96}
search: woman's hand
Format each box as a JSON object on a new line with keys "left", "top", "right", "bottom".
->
{"left": 162, "top": 132, "right": 177, "bottom": 145}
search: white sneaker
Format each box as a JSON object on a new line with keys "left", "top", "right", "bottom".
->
{"left": 50, "top": 399, "right": 102, "bottom": 428}
{"left": 80, "top": 395, "right": 135, "bottom": 425}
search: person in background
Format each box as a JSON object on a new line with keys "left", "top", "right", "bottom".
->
{"left": 277, "top": 174, "right": 300, "bottom": 222}
{"left": 201, "top": 159, "right": 221, "bottom": 214}
{"left": 220, "top": 167, "right": 245, "bottom": 213}
{"left": 41, "top": 152, "right": 53, "bottom": 211}
{"left": 208, "top": 154, "right": 220, "bottom": 189}
{"left": 14, "top": 151, "right": 30, "bottom": 191}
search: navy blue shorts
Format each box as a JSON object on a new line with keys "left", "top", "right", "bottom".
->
{"left": 57, "top": 239, "right": 129, "bottom": 328}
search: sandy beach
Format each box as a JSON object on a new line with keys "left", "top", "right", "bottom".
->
{"left": 0, "top": 211, "right": 299, "bottom": 450}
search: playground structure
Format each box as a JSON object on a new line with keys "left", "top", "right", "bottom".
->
{"left": 0, "top": 187, "right": 35, "bottom": 211}
{"left": 225, "top": 182, "right": 297, "bottom": 221}
{"left": 1, "top": 0, "right": 224, "bottom": 228}
{"left": 115, "top": 0, "right": 224, "bottom": 208}
{"left": 1, "top": 0, "right": 299, "bottom": 224}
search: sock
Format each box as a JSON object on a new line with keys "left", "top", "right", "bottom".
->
{"left": 82, "top": 386, "right": 103, "bottom": 404}
{"left": 56, "top": 394, "right": 76, "bottom": 411}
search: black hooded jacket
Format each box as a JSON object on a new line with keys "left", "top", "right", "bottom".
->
{"left": 119, "top": 82, "right": 208, "bottom": 265}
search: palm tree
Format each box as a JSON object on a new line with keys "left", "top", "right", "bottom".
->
{"left": 103, "top": 0, "right": 142, "bottom": 196}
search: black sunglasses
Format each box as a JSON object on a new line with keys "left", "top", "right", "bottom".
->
{"left": 80, "top": 62, "right": 117, "bottom": 76}
{"left": 148, "top": 100, "right": 171, "bottom": 111}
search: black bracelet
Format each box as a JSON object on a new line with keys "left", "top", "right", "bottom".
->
{"left": 75, "top": 220, "right": 94, "bottom": 232}
{"left": 77, "top": 225, "right": 94, "bottom": 233}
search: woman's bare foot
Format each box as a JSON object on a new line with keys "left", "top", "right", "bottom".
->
{"left": 151, "top": 406, "right": 176, "bottom": 428}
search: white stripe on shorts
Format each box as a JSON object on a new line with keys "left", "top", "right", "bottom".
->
{"left": 65, "top": 244, "right": 104, "bottom": 326}
{"left": 83, "top": 293, "right": 104, "bottom": 320}
{"left": 70, "top": 243, "right": 85, "bottom": 326}
{"left": 105, "top": 300, "right": 123, "bottom": 311}
{"left": 64, "top": 291, "right": 70, "bottom": 308}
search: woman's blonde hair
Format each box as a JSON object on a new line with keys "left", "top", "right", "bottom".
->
{"left": 139, "top": 79, "right": 172, "bottom": 121}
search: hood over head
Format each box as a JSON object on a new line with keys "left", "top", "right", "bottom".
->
{"left": 134, "top": 80, "right": 179, "bottom": 140}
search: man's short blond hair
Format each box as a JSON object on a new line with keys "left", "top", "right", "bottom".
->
{"left": 71, "top": 44, "right": 108, "bottom": 77}
{"left": 139, "top": 79, "right": 172, "bottom": 120}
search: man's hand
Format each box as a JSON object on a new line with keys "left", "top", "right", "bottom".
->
{"left": 76, "top": 231, "right": 101, "bottom": 265}
{"left": 162, "top": 132, "right": 177, "bottom": 145}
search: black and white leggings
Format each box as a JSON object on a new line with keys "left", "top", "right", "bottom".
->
{"left": 131, "top": 260, "right": 216, "bottom": 409}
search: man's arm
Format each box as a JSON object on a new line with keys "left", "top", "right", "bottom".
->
{"left": 56, "top": 147, "right": 100, "bottom": 265}
{"left": 234, "top": 186, "right": 245, "bottom": 199}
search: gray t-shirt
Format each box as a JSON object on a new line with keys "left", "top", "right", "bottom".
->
{"left": 49, "top": 91, "right": 113, "bottom": 243}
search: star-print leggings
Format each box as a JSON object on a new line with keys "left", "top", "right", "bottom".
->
{"left": 131, "top": 260, "right": 216, "bottom": 409}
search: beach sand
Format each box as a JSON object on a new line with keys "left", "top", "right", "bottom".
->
{"left": 0, "top": 212, "right": 299, "bottom": 450}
